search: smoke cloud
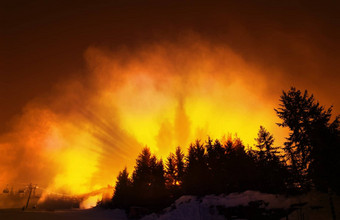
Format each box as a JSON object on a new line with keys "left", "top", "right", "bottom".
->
{"left": 0, "top": 36, "right": 293, "bottom": 197}
{"left": 0, "top": 1, "right": 339, "bottom": 206}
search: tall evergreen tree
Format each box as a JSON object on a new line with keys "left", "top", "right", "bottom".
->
{"left": 175, "top": 146, "right": 185, "bottom": 186}
{"left": 165, "top": 153, "right": 176, "bottom": 188}
{"left": 183, "top": 140, "right": 210, "bottom": 195}
{"left": 150, "top": 158, "right": 167, "bottom": 204}
{"left": 275, "top": 87, "right": 340, "bottom": 191}
{"left": 254, "top": 126, "right": 287, "bottom": 193}
{"left": 228, "top": 137, "right": 257, "bottom": 192}
{"left": 132, "top": 147, "right": 167, "bottom": 208}
{"left": 255, "top": 126, "right": 276, "bottom": 161}
{"left": 206, "top": 138, "right": 227, "bottom": 194}
{"left": 112, "top": 167, "right": 132, "bottom": 209}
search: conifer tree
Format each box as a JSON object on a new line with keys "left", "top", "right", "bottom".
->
{"left": 165, "top": 153, "right": 176, "bottom": 188}
{"left": 254, "top": 126, "right": 287, "bottom": 193}
{"left": 112, "top": 167, "right": 132, "bottom": 209}
{"left": 184, "top": 140, "right": 209, "bottom": 195}
{"left": 206, "top": 138, "right": 226, "bottom": 193}
{"left": 275, "top": 87, "right": 340, "bottom": 191}
{"left": 132, "top": 147, "right": 167, "bottom": 208}
{"left": 175, "top": 146, "right": 185, "bottom": 186}
{"left": 255, "top": 126, "right": 276, "bottom": 161}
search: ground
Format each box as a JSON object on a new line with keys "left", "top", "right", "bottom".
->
{"left": 0, "top": 208, "right": 127, "bottom": 220}
{"left": 0, "top": 190, "right": 339, "bottom": 220}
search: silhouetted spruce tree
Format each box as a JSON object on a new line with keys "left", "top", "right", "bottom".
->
{"left": 231, "top": 137, "right": 258, "bottom": 192}
{"left": 165, "top": 146, "right": 185, "bottom": 198}
{"left": 275, "top": 87, "right": 340, "bottom": 192}
{"left": 183, "top": 140, "right": 210, "bottom": 195}
{"left": 150, "top": 158, "right": 168, "bottom": 207}
{"left": 174, "top": 146, "right": 185, "bottom": 186}
{"left": 112, "top": 167, "right": 132, "bottom": 209}
{"left": 221, "top": 136, "right": 235, "bottom": 192}
{"left": 309, "top": 113, "right": 340, "bottom": 193}
{"left": 206, "top": 138, "right": 227, "bottom": 194}
{"left": 132, "top": 147, "right": 167, "bottom": 208}
{"left": 254, "top": 126, "right": 288, "bottom": 193}
{"left": 255, "top": 126, "right": 276, "bottom": 160}
{"left": 165, "top": 152, "right": 176, "bottom": 188}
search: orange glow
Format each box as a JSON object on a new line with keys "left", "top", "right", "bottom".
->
{"left": 0, "top": 38, "right": 289, "bottom": 200}
{"left": 80, "top": 195, "right": 101, "bottom": 209}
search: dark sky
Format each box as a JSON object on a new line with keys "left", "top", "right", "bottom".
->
{"left": 1, "top": 0, "right": 339, "bottom": 133}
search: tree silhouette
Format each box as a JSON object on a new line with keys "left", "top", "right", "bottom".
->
{"left": 254, "top": 126, "right": 288, "bottom": 193}
{"left": 183, "top": 140, "right": 210, "bottom": 195}
{"left": 132, "top": 147, "right": 167, "bottom": 208}
{"left": 165, "top": 146, "right": 186, "bottom": 198}
{"left": 309, "top": 112, "right": 340, "bottom": 193}
{"left": 150, "top": 158, "right": 167, "bottom": 206}
{"left": 174, "top": 146, "right": 185, "bottom": 186}
{"left": 108, "top": 88, "right": 340, "bottom": 213}
{"left": 275, "top": 87, "right": 340, "bottom": 191}
{"left": 112, "top": 167, "right": 132, "bottom": 209}
{"left": 227, "top": 137, "right": 258, "bottom": 192}
{"left": 255, "top": 126, "right": 276, "bottom": 161}
{"left": 206, "top": 138, "right": 227, "bottom": 194}
{"left": 165, "top": 152, "right": 176, "bottom": 188}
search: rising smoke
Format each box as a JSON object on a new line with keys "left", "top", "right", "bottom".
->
{"left": 0, "top": 33, "right": 338, "bottom": 208}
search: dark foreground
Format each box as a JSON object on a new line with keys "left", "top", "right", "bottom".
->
{"left": 0, "top": 208, "right": 127, "bottom": 220}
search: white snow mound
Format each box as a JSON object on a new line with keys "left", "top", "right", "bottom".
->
{"left": 141, "top": 190, "right": 340, "bottom": 220}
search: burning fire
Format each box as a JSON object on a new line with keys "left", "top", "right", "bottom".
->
{"left": 0, "top": 37, "right": 287, "bottom": 208}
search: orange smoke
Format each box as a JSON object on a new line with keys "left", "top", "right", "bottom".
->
{"left": 0, "top": 36, "right": 289, "bottom": 205}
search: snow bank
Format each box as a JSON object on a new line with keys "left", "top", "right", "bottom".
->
{"left": 142, "top": 191, "right": 284, "bottom": 220}
{"left": 142, "top": 190, "right": 340, "bottom": 220}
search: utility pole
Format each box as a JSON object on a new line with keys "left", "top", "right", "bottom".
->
{"left": 25, "top": 183, "right": 36, "bottom": 210}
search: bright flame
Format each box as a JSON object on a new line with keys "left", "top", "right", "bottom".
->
{"left": 80, "top": 195, "right": 101, "bottom": 209}
{"left": 0, "top": 37, "right": 288, "bottom": 199}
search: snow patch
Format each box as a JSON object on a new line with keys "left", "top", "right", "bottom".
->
{"left": 141, "top": 190, "right": 340, "bottom": 220}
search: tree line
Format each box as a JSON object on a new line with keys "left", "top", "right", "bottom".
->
{"left": 103, "top": 87, "right": 340, "bottom": 212}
